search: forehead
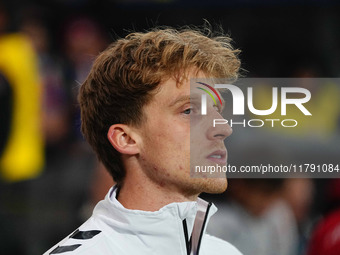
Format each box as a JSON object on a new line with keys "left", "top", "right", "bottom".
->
{"left": 151, "top": 77, "right": 190, "bottom": 107}
{"left": 152, "top": 72, "right": 225, "bottom": 107}
{"left": 148, "top": 70, "right": 202, "bottom": 102}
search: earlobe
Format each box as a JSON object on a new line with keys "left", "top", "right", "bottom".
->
{"left": 107, "top": 124, "right": 139, "bottom": 155}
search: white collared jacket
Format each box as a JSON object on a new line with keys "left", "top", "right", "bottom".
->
{"left": 44, "top": 186, "right": 242, "bottom": 255}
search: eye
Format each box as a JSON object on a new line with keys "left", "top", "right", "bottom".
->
{"left": 183, "top": 108, "right": 192, "bottom": 115}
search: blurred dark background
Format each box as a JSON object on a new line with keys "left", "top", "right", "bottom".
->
{"left": 4, "top": 0, "right": 340, "bottom": 76}
{"left": 0, "top": 0, "right": 340, "bottom": 254}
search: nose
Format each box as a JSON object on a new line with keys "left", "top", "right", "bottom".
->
{"left": 207, "top": 112, "right": 232, "bottom": 141}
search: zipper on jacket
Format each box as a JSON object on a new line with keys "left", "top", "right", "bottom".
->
{"left": 195, "top": 202, "right": 212, "bottom": 255}
{"left": 189, "top": 201, "right": 212, "bottom": 255}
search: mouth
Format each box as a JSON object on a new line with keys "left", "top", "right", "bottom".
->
{"left": 206, "top": 150, "right": 227, "bottom": 165}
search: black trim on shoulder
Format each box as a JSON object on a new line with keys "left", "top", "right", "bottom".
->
{"left": 50, "top": 244, "right": 81, "bottom": 254}
{"left": 70, "top": 229, "right": 102, "bottom": 240}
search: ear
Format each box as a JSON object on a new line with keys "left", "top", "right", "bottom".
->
{"left": 107, "top": 124, "right": 140, "bottom": 155}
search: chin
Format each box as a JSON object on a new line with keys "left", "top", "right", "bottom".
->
{"left": 184, "top": 177, "right": 228, "bottom": 196}
{"left": 202, "top": 178, "right": 228, "bottom": 194}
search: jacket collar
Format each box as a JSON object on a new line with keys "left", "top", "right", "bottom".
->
{"left": 93, "top": 185, "right": 217, "bottom": 253}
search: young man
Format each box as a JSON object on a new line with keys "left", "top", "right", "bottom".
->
{"left": 44, "top": 27, "right": 242, "bottom": 255}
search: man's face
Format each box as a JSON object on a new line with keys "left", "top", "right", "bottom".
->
{"left": 137, "top": 71, "right": 232, "bottom": 197}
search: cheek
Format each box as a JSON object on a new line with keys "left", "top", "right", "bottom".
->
{"left": 190, "top": 126, "right": 206, "bottom": 155}
{"left": 168, "top": 123, "right": 190, "bottom": 147}
{"left": 142, "top": 117, "right": 190, "bottom": 164}
{"left": 190, "top": 115, "right": 211, "bottom": 142}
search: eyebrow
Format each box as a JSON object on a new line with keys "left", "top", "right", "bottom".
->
{"left": 168, "top": 91, "right": 226, "bottom": 111}
{"left": 168, "top": 95, "right": 191, "bottom": 107}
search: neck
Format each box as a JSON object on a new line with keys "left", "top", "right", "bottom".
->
{"left": 117, "top": 161, "right": 198, "bottom": 211}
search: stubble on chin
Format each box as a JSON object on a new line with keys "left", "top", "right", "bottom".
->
{"left": 179, "top": 176, "right": 228, "bottom": 198}
{"left": 198, "top": 177, "right": 228, "bottom": 194}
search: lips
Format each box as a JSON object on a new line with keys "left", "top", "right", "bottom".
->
{"left": 207, "top": 150, "right": 227, "bottom": 165}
